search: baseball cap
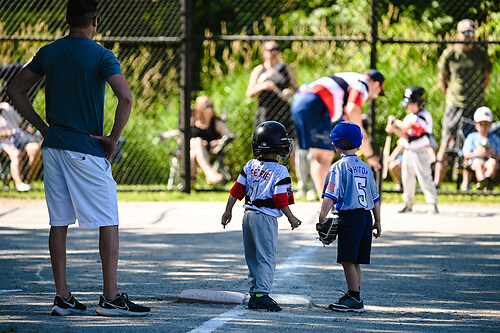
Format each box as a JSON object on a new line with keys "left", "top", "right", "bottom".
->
{"left": 330, "top": 121, "right": 363, "bottom": 150}
{"left": 457, "top": 19, "right": 475, "bottom": 32}
{"left": 364, "top": 69, "right": 385, "bottom": 96}
{"left": 474, "top": 106, "right": 493, "bottom": 123}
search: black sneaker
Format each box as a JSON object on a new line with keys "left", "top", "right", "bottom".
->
{"left": 247, "top": 294, "right": 257, "bottom": 309}
{"left": 329, "top": 292, "right": 365, "bottom": 313}
{"left": 51, "top": 294, "right": 87, "bottom": 316}
{"left": 248, "top": 294, "right": 282, "bottom": 312}
{"left": 96, "top": 293, "right": 151, "bottom": 317}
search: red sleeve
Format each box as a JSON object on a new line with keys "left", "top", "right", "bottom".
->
{"left": 229, "top": 182, "right": 246, "bottom": 200}
{"left": 405, "top": 123, "right": 425, "bottom": 137}
{"left": 347, "top": 89, "right": 363, "bottom": 108}
{"left": 272, "top": 193, "right": 289, "bottom": 209}
{"left": 287, "top": 187, "right": 295, "bottom": 205}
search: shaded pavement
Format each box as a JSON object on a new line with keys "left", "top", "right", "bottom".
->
{"left": 0, "top": 199, "right": 499, "bottom": 332}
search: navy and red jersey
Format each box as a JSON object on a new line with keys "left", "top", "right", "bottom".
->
{"left": 230, "top": 158, "right": 295, "bottom": 218}
{"left": 298, "top": 72, "right": 370, "bottom": 122}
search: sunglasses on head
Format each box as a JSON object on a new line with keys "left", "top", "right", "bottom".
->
{"left": 266, "top": 46, "right": 279, "bottom": 52}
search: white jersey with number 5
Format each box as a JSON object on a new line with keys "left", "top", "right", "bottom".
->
{"left": 322, "top": 154, "right": 380, "bottom": 211}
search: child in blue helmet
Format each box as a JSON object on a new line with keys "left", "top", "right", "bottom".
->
{"left": 318, "top": 121, "right": 381, "bottom": 313}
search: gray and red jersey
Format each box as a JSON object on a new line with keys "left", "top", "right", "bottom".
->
{"left": 401, "top": 109, "right": 433, "bottom": 150}
{"left": 230, "top": 158, "right": 295, "bottom": 218}
{"left": 322, "top": 154, "right": 380, "bottom": 212}
{"left": 298, "top": 72, "right": 370, "bottom": 122}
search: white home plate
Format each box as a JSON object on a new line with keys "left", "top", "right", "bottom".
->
{"left": 177, "top": 289, "right": 245, "bottom": 304}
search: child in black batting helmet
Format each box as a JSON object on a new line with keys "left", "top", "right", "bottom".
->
{"left": 385, "top": 86, "right": 439, "bottom": 214}
{"left": 221, "top": 121, "right": 302, "bottom": 312}
{"left": 318, "top": 121, "right": 381, "bottom": 313}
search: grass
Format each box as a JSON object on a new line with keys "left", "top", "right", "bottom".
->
{"left": 1, "top": 180, "right": 499, "bottom": 204}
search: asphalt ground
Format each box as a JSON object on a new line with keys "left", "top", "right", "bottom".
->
{"left": 0, "top": 199, "right": 499, "bottom": 332}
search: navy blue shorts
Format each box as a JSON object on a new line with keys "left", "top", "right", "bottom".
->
{"left": 337, "top": 209, "right": 373, "bottom": 264}
{"left": 291, "top": 92, "right": 334, "bottom": 150}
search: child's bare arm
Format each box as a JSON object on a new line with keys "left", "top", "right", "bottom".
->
{"left": 221, "top": 195, "right": 237, "bottom": 229}
{"left": 281, "top": 206, "right": 301, "bottom": 230}
{"left": 372, "top": 201, "right": 382, "bottom": 238}
{"left": 319, "top": 196, "right": 335, "bottom": 223}
{"left": 388, "top": 143, "right": 404, "bottom": 161}
{"left": 386, "top": 116, "right": 409, "bottom": 140}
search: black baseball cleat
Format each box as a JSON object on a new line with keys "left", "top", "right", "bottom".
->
{"left": 248, "top": 294, "right": 282, "bottom": 312}
{"left": 96, "top": 292, "right": 151, "bottom": 317}
{"left": 51, "top": 294, "right": 87, "bottom": 316}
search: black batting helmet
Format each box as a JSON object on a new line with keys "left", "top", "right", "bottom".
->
{"left": 402, "top": 86, "right": 427, "bottom": 109}
{"left": 252, "top": 121, "right": 293, "bottom": 163}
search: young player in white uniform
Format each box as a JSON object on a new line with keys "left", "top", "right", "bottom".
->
{"left": 318, "top": 121, "right": 381, "bottom": 313}
{"left": 386, "top": 86, "right": 439, "bottom": 214}
{"left": 221, "top": 121, "right": 302, "bottom": 312}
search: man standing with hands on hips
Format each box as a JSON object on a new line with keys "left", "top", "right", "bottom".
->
{"left": 7, "top": 0, "right": 150, "bottom": 317}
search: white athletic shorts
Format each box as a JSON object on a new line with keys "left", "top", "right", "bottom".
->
{"left": 42, "top": 147, "right": 119, "bottom": 228}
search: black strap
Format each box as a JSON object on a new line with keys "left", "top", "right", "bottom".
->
{"left": 408, "top": 132, "right": 430, "bottom": 142}
{"left": 358, "top": 79, "right": 369, "bottom": 93}
{"left": 417, "top": 114, "right": 428, "bottom": 123}
{"left": 275, "top": 177, "right": 291, "bottom": 186}
{"left": 245, "top": 197, "right": 276, "bottom": 208}
{"left": 330, "top": 75, "right": 349, "bottom": 107}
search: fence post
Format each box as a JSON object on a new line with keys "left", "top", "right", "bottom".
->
{"left": 370, "top": 0, "right": 383, "bottom": 195}
{"left": 180, "top": 0, "right": 193, "bottom": 193}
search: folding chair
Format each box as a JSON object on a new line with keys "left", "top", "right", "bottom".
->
{"left": 0, "top": 153, "right": 10, "bottom": 189}
{"left": 155, "top": 130, "right": 233, "bottom": 190}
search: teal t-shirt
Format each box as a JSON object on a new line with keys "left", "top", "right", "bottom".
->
{"left": 27, "top": 36, "right": 122, "bottom": 157}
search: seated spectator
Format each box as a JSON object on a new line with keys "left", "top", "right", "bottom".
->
{"left": 387, "top": 138, "right": 437, "bottom": 191}
{"left": 462, "top": 107, "right": 500, "bottom": 190}
{"left": 190, "top": 96, "right": 234, "bottom": 185}
{"left": 387, "top": 139, "right": 405, "bottom": 191}
{"left": 0, "top": 101, "right": 42, "bottom": 191}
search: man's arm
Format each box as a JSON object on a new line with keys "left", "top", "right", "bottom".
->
{"left": 345, "top": 102, "right": 381, "bottom": 170}
{"left": 438, "top": 72, "right": 448, "bottom": 95}
{"left": 484, "top": 72, "right": 491, "bottom": 89}
{"left": 282, "top": 65, "right": 299, "bottom": 101}
{"left": 6, "top": 68, "right": 48, "bottom": 136}
{"left": 91, "top": 73, "right": 133, "bottom": 160}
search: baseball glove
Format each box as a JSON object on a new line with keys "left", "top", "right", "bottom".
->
{"left": 317, "top": 216, "right": 340, "bottom": 246}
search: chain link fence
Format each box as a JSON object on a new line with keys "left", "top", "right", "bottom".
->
{"left": 1, "top": 0, "right": 499, "bottom": 193}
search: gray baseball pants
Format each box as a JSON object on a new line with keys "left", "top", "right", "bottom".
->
{"left": 242, "top": 210, "right": 278, "bottom": 295}
{"left": 402, "top": 148, "right": 438, "bottom": 207}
